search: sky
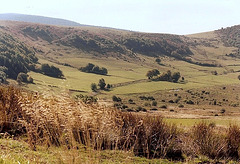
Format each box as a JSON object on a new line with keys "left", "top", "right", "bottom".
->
{"left": 0, "top": 0, "right": 239, "bottom": 35}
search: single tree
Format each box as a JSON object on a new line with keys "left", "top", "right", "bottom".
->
{"left": 91, "top": 83, "right": 97, "bottom": 92}
{"left": 146, "top": 69, "right": 160, "bottom": 79}
{"left": 98, "top": 78, "right": 106, "bottom": 90}
{"left": 172, "top": 72, "right": 181, "bottom": 83}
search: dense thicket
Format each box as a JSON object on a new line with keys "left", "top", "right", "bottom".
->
{"left": 40, "top": 63, "right": 64, "bottom": 78}
{"left": 0, "top": 32, "right": 38, "bottom": 79}
{"left": 79, "top": 63, "right": 108, "bottom": 75}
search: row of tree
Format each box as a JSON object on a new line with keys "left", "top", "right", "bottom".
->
{"left": 146, "top": 69, "right": 181, "bottom": 83}
{"left": 91, "top": 78, "right": 111, "bottom": 92}
{"left": 39, "top": 64, "right": 64, "bottom": 78}
{"left": 79, "top": 63, "right": 108, "bottom": 75}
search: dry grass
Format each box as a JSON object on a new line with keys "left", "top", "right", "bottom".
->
{"left": 1, "top": 85, "right": 240, "bottom": 162}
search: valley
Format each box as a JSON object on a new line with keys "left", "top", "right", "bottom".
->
{"left": 1, "top": 16, "right": 240, "bottom": 163}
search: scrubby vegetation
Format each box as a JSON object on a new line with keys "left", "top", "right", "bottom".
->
{"left": 17, "top": 72, "right": 33, "bottom": 84}
{"left": 0, "top": 32, "right": 38, "bottom": 79}
{"left": 1, "top": 86, "right": 240, "bottom": 163}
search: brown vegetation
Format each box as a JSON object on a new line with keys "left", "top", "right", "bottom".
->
{"left": 1, "top": 85, "right": 240, "bottom": 162}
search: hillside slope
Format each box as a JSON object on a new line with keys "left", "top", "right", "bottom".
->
{"left": 0, "top": 19, "right": 240, "bottom": 96}
{"left": 0, "top": 13, "right": 85, "bottom": 27}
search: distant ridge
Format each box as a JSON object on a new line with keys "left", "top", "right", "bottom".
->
{"left": 0, "top": 13, "right": 85, "bottom": 27}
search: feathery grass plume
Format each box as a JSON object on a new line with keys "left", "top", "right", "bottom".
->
{"left": 191, "top": 122, "right": 227, "bottom": 159}
{"left": 226, "top": 124, "right": 240, "bottom": 159}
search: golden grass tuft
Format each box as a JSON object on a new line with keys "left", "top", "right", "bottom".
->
{"left": 1, "top": 85, "right": 240, "bottom": 162}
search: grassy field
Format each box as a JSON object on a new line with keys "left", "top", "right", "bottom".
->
{"left": 0, "top": 138, "right": 180, "bottom": 164}
{"left": 165, "top": 118, "right": 240, "bottom": 127}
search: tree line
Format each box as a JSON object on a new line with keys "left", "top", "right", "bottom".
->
{"left": 146, "top": 69, "right": 181, "bottom": 83}
{"left": 79, "top": 63, "right": 108, "bottom": 75}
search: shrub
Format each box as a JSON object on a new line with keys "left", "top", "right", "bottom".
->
{"left": 120, "top": 114, "right": 182, "bottom": 159}
{"left": 106, "top": 84, "right": 111, "bottom": 89}
{"left": 128, "top": 99, "right": 135, "bottom": 104}
{"left": 136, "top": 106, "right": 147, "bottom": 112}
{"left": 186, "top": 99, "right": 194, "bottom": 105}
{"left": 91, "top": 83, "right": 97, "bottom": 92}
{"left": 122, "top": 105, "right": 128, "bottom": 109}
{"left": 152, "top": 101, "right": 157, "bottom": 106}
{"left": 211, "top": 70, "right": 218, "bottom": 75}
{"left": 226, "top": 125, "right": 240, "bottom": 159}
{"left": 178, "top": 104, "right": 184, "bottom": 108}
{"left": 17, "top": 72, "right": 33, "bottom": 84}
{"left": 150, "top": 108, "right": 158, "bottom": 111}
{"left": 238, "top": 75, "right": 240, "bottom": 80}
{"left": 155, "top": 58, "right": 161, "bottom": 64}
{"left": 112, "top": 95, "right": 122, "bottom": 102}
{"left": 144, "top": 102, "right": 151, "bottom": 107}
{"left": 191, "top": 122, "right": 227, "bottom": 159}
{"left": 0, "top": 86, "right": 25, "bottom": 136}
{"left": 0, "top": 71, "right": 7, "bottom": 83}
{"left": 160, "top": 105, "right": 167, "bottom": 109}
{"left": 220, "top": 109, "right": 226, "bottom": 114}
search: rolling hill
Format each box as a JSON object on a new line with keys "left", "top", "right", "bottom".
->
{"left": 0, "top": 16, "right": 239, "bottom": 98}
{"left": 0, "top": 13, "right": 85, "bottom": 27}
{"left": 2, "top": 15, "right": 240, "bottom": 163}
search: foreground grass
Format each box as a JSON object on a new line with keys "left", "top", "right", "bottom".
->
{"left": 0, "top": 138, "right": 181, "bottom": 164}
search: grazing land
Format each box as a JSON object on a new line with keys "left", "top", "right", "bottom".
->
{"left": 1, "top": 17, "right": 240, "bottom": 163}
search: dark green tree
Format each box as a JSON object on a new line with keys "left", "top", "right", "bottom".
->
{"left": 41, "top": 64, "right": 64, "bottom": 78}
{"left": 98, "top": 78, "right": 106, "bottom": 90}
{"left": 91, "top": 83, "right": 97, "bottom": 92}
{"left": 172, "top": 72, "right": 181, "bottom": 83}
{"left": 146, "top": 69, "right": 160, "bottom": 79}
{"left": 0, "top": 71, "right": 7, "bottom": 83}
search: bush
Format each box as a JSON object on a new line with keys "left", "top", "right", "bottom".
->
{"left": 220, "top": 108, "right": 226, "bottom": 114}
{"left": 136, "top": 106, "right": 147, "bottom": 112}
{"left": 128, "top": 99, "right": 135, "bottom": 104}
{"left": 211, "top": 70, "right": 218, "bottom": 75}
{"left": 152, "top": 101, "right": 157, "bottom": 106}
{"left": 120, "top": 114, "right": 182, "bottom": 159}
{"left": 17, "top": 72, "right": 33, "bottom": 84}
{"left": 226, "top": 125, "right": 240, "bottom": 159}
{"left": 150, "top": 108, "right": 158, "bottom": 111}
{"left": 155, "top": 58, "right": 161, "bottom": 64}
{"left": 160, "top": 105, "right": 167, "bottom": 109}
{"left": 144, "top": 102, "right": 151, "bottom": 107}
{"left": 191, "top": 122, "right": 227, "bottom": 159}
{"left": 91, "top": 83, "right": 97, "bottom": 92}
{"left": 178, "top": 104, "right": 184, "bottom": 108}
{"left": 238, "top": 75, "right": 240, "bottom": 80}
{"left": 0, "top": 71, "right": 7, "bottom": 83}
{"left": 112, "top": 95, "right": 122, "bottom": 102}
{"left": 186, "top": 99, "right": 194, "bottom": 105}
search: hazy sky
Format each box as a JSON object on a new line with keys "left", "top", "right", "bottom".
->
{"left": 0, "top": 0, "right": 239, "bottom": 34}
